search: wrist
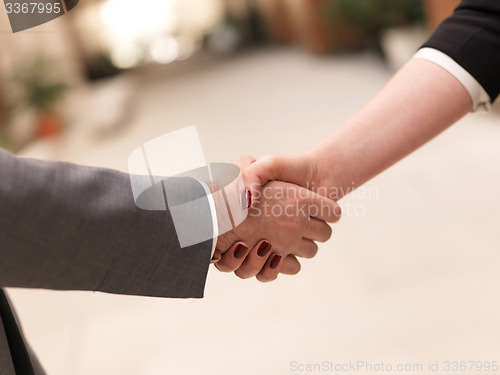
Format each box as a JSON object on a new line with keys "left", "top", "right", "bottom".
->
{"left": 301, "top": 148, "right": 330, "bottom": 195}
{"left": 304, "top": 143, "right": 349, "bottom": 200}
{"left": 301, "top": 150, "right": 320, "bottom": 184}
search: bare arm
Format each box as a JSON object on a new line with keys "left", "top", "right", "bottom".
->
{"left": 308, "top": 58, "right": 472, "bottom": 198}
{"left": 228, "top": 0, "right": 499, "bottom": 279}
{"left": 244, "top": 58, "right": 473, "bottom": 200}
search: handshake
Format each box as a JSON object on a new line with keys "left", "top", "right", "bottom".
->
{"left": 212, "top": 153, "right": 342, "bottom": 282}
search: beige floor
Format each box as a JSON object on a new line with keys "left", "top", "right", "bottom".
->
{"left": 10, "top": 47, "right": 500, "bottom": 375}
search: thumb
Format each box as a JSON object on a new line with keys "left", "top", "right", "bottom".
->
{"left": 242, "top": 154, "right": 315, "bottom": 206}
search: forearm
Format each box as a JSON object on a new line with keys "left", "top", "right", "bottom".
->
{"left": 307, "top": 58, "right": 472, "bottom": 199}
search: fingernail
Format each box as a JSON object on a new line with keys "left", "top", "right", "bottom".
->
{"left": 245, "top": 188, "right": 252, "bottom": 209}
{"left": 234, "top": 243, "right": 248, "bottom": 259}
{"left": 211, "top": 252, "right": 221, "bottom": 263}
{"left": 270, "top": 254, "right": 282, "bottom": 269}
{"left": 257, "top": 241, "right": 272, "bottom": 257}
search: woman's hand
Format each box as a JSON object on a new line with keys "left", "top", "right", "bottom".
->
{"left": 214, "top": 155, "right": 340, "bottom": 282}
{"left": 211, "top": 241, "right": 302, "bottom": 282}
{"left": 216, "top": 179, "right": 339, "bottom": 255}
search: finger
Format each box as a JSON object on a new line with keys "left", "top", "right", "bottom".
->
{"left": 304, "top": 218, "right": 333, "bottom": 243}
{"left": 293, "top": 239, "right": 319, "bottom": 259}
{"left": 256, "top": 253, "right": 282, "bottom": 282}
{"left": 299, "top": 187, "right": 342, "bottom": 223}
{"left": 243, "top": 154, "right": 313, "bottom": 206}
{"left": 211, "top": 249, "right": 222, "bottom": 264}
{"left": 280, "top": 255, "right": 301, "bottom": 275}
{"left": 234, "top": 240, "right": 273, "bottom": 279}
{"left": 230, "top": 155, "right": 256, "bottom": 209}
{"left": 231, "top": 155, "right": 256, "bottom": 170}
{"left": 215, "top": 242, "right": 250, "bottom": 272}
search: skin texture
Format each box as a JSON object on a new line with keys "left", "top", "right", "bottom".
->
{"left": 214, "top": 156, "right": 341, "bottom": 282}
{"left": 244, "top": 59, "right": 472, "bottom": 197}
{"left": 227, "top": 58, "right": 473, "bottom": 280}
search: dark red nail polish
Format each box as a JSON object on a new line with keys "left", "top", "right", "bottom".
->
{"left": 257, "top": 241, "right": 272, "bottom": 257}
{"left": 270, "top": 254, "right": 282, "bottom": 269}
{"left": 245, "top": 189, "right": 252, "bottom": 209}
{"left": 234, "top": 243, "right": 248, "bottom": 259}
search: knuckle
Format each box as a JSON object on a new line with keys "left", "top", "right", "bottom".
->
{"left": 308, "top": 248, "right": 319, "bottom": 259}
{"left": 215, "top": 263, "right": 232, "bottom": 273}
{"left": 291, "top": 262, "right": 301, "bottom": 275}
{"left": 239, "top": 155, "right": 256, "bottom": 169}
{"left": 326, "top": 226, "right": 333, "bottom": 240}
{"left": 217, "top": 260, "right": 238, "bottom": 272}
{"left": 320, "top": 224, "right": 333, "bottom": 242}
{"left": 257, "top": 273, "right": 277, "bottom": 283}
{"left": 235, "top": 264, "right": 260, "bottom": 279}
{"left": 261, "top": 154, "right": 281, "bottom": 170}
{"left": 261, "top": 154, "right": 276, "bottom": 163}
{"left": 242, "top": 154, "right": 256, "bottom": 163}
{"left": 304, "top": 243, "right": 319, "bottom": 259}
{"left": 333, "top": 204, "right": 342, "bottom": 221}
{"left": 234, "top": 269, "right": 253, "bottom": 279}
{"left": 256, "top": 274, "right": 267, "bottom": 283}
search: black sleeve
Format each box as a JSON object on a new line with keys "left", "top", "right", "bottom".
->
{"left": 422, "top": 0, "right": 500, "bottom": 102}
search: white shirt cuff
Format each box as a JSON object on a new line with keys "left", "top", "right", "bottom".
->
{"left": 413, "top": 48, "right": 491, "bottom": 113}
{"left": 198, "top": 181, "right": 218, "bottom": 257}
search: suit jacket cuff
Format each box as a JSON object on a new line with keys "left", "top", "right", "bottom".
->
{"left": 414, "top": 48, "right": 491, "bottom": 112}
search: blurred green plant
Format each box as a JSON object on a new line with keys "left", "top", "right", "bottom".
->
{"left": 323, "top": 0, "right": 424, "bottom": 48}
{"left": 0, "top": 130, "right": 9, "bottom": 150}
{"left": 12, "top": 54, "right": 69, "bottom": 113}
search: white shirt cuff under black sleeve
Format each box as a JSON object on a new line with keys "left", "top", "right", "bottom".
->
{"left": 198, "top": 181, "right": 218, "bottom": 257}
{"left": 414, "top": 48, "right": 491, "bottom": 113}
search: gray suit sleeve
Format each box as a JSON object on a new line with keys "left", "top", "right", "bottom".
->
{"left": 0, "top": 148, "right": 213, "bottom": 298}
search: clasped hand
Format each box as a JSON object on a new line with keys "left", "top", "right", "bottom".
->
{"left": 213, "top": 155, "right": 341, "bottom": 282}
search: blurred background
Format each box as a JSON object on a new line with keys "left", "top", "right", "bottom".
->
{"left": 1, "top": 0, "right": 500, "bottom": 374}
{"left": 0, "top": 0, "right": 478, "bottom": 152}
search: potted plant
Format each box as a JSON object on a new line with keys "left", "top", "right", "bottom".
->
{"left": 255, "top": 0, "right": 297, "bottom": 44}
{"left": 12, "top": 55, "right": 69, "bottom": 138}
{"left": 256, "top": 0, "right": 424, "bottom": 53}
{"left": 286, "top": 0, "right": 363, "bottom": 53}
{"left": 0, "top": 77, "right": 11, "bottom": 149}
{"left": 0, "top": 122, "right": 8, "bottom": 149}
{"left": 323, "top": 0, "right": 424, "bottom": 50}
{"left": 256, "top": 0, "right": 363, "bottom": 53}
